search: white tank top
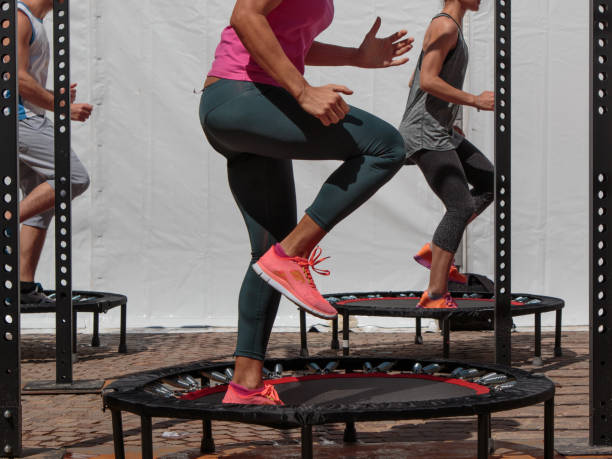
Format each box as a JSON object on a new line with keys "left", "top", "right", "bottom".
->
{"left": 18, "top": 1, "right": 50, "bottom": 120}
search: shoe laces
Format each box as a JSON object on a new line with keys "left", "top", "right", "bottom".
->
{"left": 260, "top": 384, "right": 283, "bottom": 404}
{"left": 295, "top": 247, "right": 330, "bottom": 287}
{"left": 443, "top": 293, "right": 456, "bottom": 307}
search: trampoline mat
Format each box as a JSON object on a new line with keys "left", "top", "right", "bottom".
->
{"left": 184, "top": 374, "right": 489, "bottom": 405}
{"left": 330, "top": 296, "right": 557, "bottom": 318}
{"left": 339, "top": 297, "right": 522, "bottom": 310}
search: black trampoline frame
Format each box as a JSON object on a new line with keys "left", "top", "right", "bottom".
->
{"left": 20, "top": 291, "right": 128, "bottom": 354}
{"left": 103, "top": 357, "right": 555, "bottom": 459}
{"left": 298, "top": 292, "right": 564, "bottom": 360}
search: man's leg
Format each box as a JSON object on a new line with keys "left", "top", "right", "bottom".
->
{"left": 20, "top": 224, "right": 47, "bottom": 283}
{"left": 19, "top": 181, "right": 54, "bottom": 223}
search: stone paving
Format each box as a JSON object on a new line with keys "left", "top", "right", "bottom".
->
{"left": 14, "top": 325, "right": 593, "bottom": 458}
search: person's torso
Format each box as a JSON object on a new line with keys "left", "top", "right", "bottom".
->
{"left": 208, "top": 0, "right": 335, "bottom": 86}
{"left": 399, "top": 13, "right": 469, "bottom": 156}
{"left": 17, "top": 1, "right": 50, "bottom": 120}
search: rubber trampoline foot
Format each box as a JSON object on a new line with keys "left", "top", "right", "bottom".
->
{"left": 343, "top": 422, "right": 357, "bottom": 443}
{"left": 532, "top": 357, "right": 543, "bottom": 367}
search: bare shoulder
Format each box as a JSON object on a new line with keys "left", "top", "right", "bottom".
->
{"left": 16, "top": 9, "right": 33, "bottom": 43}
{"left": 423, "top": 16, "right": 459, "bottom": 51}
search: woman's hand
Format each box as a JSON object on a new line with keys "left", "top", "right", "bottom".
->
{"left": 355, "top": 17, "right": 414, "bottom": 69}
{"left": 297, "top": 84, "right": 353, "bottom": 126}
{"left": 474, "top": 91, "right": 495, "bottom": 111}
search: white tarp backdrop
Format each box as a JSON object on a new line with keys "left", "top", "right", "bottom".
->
{"left": 22, "top": 1, "right": 589, "bottom": 332}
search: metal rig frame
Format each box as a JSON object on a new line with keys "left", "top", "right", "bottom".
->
{"left": 0, "top": 1, "right": 21, "bottom": 456}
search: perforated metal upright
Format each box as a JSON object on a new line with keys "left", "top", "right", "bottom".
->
{"left": 53, "top": 0, "right": 73, "bottom": 384}
{"left": 0, "top": 0, "right": 21, "bottom": 456}
{"left": 590, "top": 0, "right": 612, "bottom": 446}
{"left": 494, "top": 0, "right": 512, "bottom": 366}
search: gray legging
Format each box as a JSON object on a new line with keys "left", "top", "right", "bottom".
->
{"left": 199, "top": 79, "right": 405, "bottom": 360}
{"left": 413, "top": 138, "right": 494, "bottom": 253}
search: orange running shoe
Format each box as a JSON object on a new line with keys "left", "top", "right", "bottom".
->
{"left": 222, "top": 382, "right": 284, "bottom": 405}
{"left": 253, "top": 244, "right": 337, "bottom": 320}
{"left": 417, "top": 291, "right": 458, "bottom": 309}
{"left": 413, "top": 242, "right": 467, "bottom": 284}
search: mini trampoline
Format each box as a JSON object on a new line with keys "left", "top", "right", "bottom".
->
{"left": 20, "top": 290, "right": 128, "bottom": 354}
{"left": 103, "top": 357, "right": 555, "bottom": 459}
{"left": 299, "top": 292, "right": 564, "bottom": 361}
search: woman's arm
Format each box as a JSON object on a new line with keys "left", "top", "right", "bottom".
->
{"left": 305, "top": 17, "right": 414, "bottom": 68}
{"left": 17, "top": 12, "right": 93, "bottom": 121}
{"left": 231, "top": 0, "right": 352, "bottom": 126}
{"left": 419, "top": 18, "right": 494, "bottom": 111}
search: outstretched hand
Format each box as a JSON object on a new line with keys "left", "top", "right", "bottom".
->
{"left": 355, "top": 17, "right": 414, "bottom": 69}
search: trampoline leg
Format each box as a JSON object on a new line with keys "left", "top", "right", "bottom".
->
{"left": 535, "top": 313, "right": 542, "bottom": 358}
{"left": 91, "top": 312, "right": 100, "bottom": 347}
{"left": 415, "top": 317, "right": 423, "bottom": 345}
{"left": 544, "top": 397, "right": 554, "bottom": 459}
{"left": 343, "top": 422, "right": 357, "bottom": 443}
{"left": 554, "top": 310, "right": 563, "bottom": 357}
{"left": 331, "top": 317, "right": 339, "bottom": 350}
{"left": 477, "top": 414, "right": 490, "bottom": 459}
{"left": 442, "top": 319, "right": 450, "bottom": 358}
{"left": 300, "top": 309, "right": 309, "bottom": 357}
{"left": 119, "top": 303, "right": 128, "bottom": 353}
{"left": 141, "top": 415, "right": 153, "bottom": 459}
{"left": 301, "top": 425, "right": 313, "bottom": 459}
{"left": 111, "top": 410, "right": 125, "bottom": 459}
{"left": 200, "top": 419, "right": 215, "bottom": 454}
{"left": 342, "top": 312, "right": 350, "bottom": 356}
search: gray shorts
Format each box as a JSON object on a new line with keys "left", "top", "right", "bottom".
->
{"left": 19, "top": 115, "right": 90, "bottom": 229}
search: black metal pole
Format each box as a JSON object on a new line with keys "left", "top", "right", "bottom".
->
{"left": 590, "top": 0, "right": 612, "bottom": 446}
{"left": 0, "top": 1, "right": 21, "bottom": 456}
{"left": 494, "top": 0, "right": 512, "bottom": 366}
{"left": 53, "top": 0, "right": 74, "bottom": 384}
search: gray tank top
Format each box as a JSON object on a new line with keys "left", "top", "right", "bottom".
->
{"left": 399, "top": 13, "right": 468, "bottom": 158}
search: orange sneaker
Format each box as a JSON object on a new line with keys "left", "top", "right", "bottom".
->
{"left": 414, "top": 242, "right": 467, "bottom": 284}
{"left": 253, "top": 245, "right": 337, "bottom": 320}
{"left": 417, "top": 291, "right": 458, "bottom": 309}
{"left": 222, "top": 382, "right": 284, "bottom": 405}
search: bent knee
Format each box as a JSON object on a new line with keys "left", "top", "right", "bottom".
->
{"left": 377, "top": 127, "right": 407, "bottom": 166}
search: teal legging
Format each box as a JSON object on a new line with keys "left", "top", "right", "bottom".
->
{"left": 200, "top": 79, "right": 405, "bottom": 360}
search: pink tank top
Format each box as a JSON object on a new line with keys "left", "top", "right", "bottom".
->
{"left": 208, "top": 0, "right": 334, "bottom": 87}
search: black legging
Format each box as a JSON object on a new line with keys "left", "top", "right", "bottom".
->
{"left": 413, "top": 138, "right": 494, "bottom": 253}
{"left": 199, "top": 79, "right": 406, "bottom": 360}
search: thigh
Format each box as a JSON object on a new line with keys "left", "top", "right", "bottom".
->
{"left": 414, "top": 149, "right": 473, "bottom": 209}
{"left": 69, "top": 149, "right": 89, "bottom": 182}
{"left": 455, "top": 138, "right": 494, "bottom": 191}
{"left": 227, "top": 155, "right": 297, "bottom": 256}
{"left": 18, "top": 116, "right": 55, "bottom": 180}
{"left": 201, "top": 80, "right": 401, "bottom": 162}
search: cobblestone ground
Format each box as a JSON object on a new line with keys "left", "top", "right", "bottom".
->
{"left": 15, "top": 327, "right": 592, "bottom": 458}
